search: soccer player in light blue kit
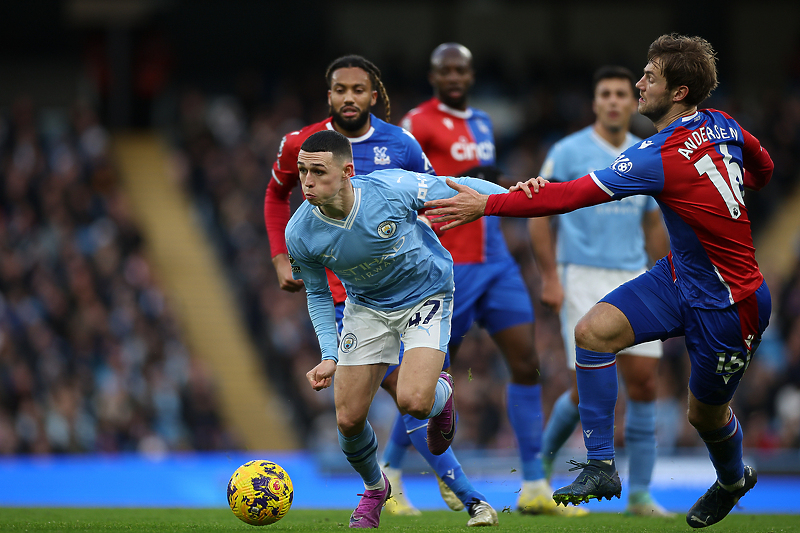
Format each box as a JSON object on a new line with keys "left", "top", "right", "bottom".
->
{"left": 286, "top": 129, "right": 506, "bottom": 528}
{"left": 266, "top": 55, "right": 489, "bottom": 521}
{"left": 529, "top": 66, "right": 672, "bottom": 517}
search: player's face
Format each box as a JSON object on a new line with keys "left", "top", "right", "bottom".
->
{"left": 328, "top": 67, "right": 377, "bottom": 134}
{"left": 298, "top": 150, "right": 353, "bottom": 208}
{"left": 593, "top": 77, "right": 637, "bottom": 133}
{"left": 429, "top": 54, "right": 474, "bottom": 110}
{"left": 636, "top": 61, "right": 673, "bottom": 123}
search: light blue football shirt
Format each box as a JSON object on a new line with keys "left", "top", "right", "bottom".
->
{"left": 285, "top": 169, "right": 507, "bottom": 360}
{"left": 539, "top": 126, "right": 659, "bottom": 270}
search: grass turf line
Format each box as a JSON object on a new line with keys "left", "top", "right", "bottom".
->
{"left": 0, "top": 509, "right": 798, "bottom": 532}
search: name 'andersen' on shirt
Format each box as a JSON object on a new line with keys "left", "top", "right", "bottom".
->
{"left": 678, "top": 124, "right": 739, "bottom": 160}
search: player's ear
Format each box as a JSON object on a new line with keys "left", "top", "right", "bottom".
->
{"left": 327, "top": 90, "right": 332, "bottom": 107}
{"left": 673, "top": 85, "right": 690, "bottom": 104}
{"left": 343, "top": 161, "right": 355, "bottom": 178}
{"left": 370, "top": 90, "right": 378, "bottom": 107}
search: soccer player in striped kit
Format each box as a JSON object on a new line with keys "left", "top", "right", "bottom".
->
{"left": 424, "top": 34, "right": 774, "bottom": 529}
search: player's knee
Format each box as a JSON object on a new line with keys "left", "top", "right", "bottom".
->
{"left": 574, "top": 318, "right": 602, "bottom": 350}
{"left": 686, "top": 407, "right": 706, "bottom": 431}
{"left": 686, "top": 405, "right": 720, "bottom": 432}
{"left": 336, "top": 411, "right": 367, "bottom": 436}
{"left": 507, "top": 356, "right": 540, "bottom": 385}
{"left": 396, "top": 391, "right": 430, "bottom": 420}
{"left": 626, "top": 376, "right": 657, "bottom": 402}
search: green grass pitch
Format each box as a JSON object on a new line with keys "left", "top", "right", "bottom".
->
{"left": 0, "top": 509, "right": 799, "bottom": 533}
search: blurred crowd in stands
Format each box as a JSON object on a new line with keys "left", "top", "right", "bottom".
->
{"left": 0, "top": 96, "right": 232, "bottom": 454}
{"left": 1, "top": 57, "right": 800, "bottom": 459}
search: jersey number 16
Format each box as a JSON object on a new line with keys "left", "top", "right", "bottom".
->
{"left": 694, "top": 142, "right": 745, "bottom": 219}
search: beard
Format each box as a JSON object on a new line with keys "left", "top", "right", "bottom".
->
{"left": 331, "top": 107, "right": 370, "bottom": 133}
{"left": 438, "top": 92, "right": 467, "bottom": 110}
{"left": 638, "top": 95, "right": 672, "bottom": 124}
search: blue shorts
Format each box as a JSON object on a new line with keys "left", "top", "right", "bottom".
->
{"left": 449, "top": 259, "right": 535, "bottom": 344}
{"left": 601, "top": 258, "right": 771, "bottom": 405}
{"left": 335, "top": 302, "right": 451, "bottom": 382}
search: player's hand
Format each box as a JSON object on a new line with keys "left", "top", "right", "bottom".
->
{"left": 306, "top": 359, "right": 337, "bottom": 391}
{"left": 539, "top": 272, "right": 564, "bottom": 314}
{"left": 272, "top": 253, "right": 304, "bottom": 292}
{"left": 509, "top": 176, "right": 549, "bottom": 198}
{"left": 423, "top": 178, "right": 488, "bottom": 231}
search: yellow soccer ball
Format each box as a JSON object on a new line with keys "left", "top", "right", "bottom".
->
{"left": 227, "top": 460, "right": 294, "bottom": 525}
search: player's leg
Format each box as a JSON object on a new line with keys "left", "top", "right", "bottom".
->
{"left": 381, "top": 364, "right": 490, "bottom": 518}
{"left": 396, "top": 292, "right": 455, "bottom": 455}
{"left": 554, "top": 258, "right": 684, "bottom": 506}
{"left": 334, "top": 363, "right": 389, "bottom": 470}
{"left": 379, "top": 351, "right": 421, "bottom": 516}
{"left": 398, "top": 416, "right": 498, "bottom": 525}
{"left": 335, "top": 364, "right": 394, "bottom": 528}
{"left": 616, "top": 348, "right": 674, "bottom": 517}
{"left": 684, "top": 280, "right": 770, "bottom": 528}
{"left": 542, "top": 265, "right": 597, "bottom": 481}
{"left": 337, "top": 301, "right": 403, "bottom": 528}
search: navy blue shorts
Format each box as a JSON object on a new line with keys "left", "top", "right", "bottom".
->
{"left": 449, "top": 259, "right": 535, "bottom": 344}
{"left": 335, "top": 302, "right": 451, "bottom": 383}
{"left": 601, "top": 257, "right": 771, "bottom": 405}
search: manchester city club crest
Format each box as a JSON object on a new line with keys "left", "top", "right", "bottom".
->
{"left": 341, "top": 333, "right": 357, "bottom": 353}
{"left": 377, "top": 220, "right": 397, "bottom": 239}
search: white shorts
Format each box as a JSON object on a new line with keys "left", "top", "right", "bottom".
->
{"left": 337, "top": 293, "right": 452, "bottom": 366}
{"left": 559, "top": 263, "right": 663, "bottom": 369}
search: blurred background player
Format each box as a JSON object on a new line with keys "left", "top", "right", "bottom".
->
{"left": 264, "top": 54, "right": 494, "bottom": 522}
{"left": 528, "top": 65, "right": 672, "bottom": 517}
{"left": 398, "top": 42, "right": 585, "bottom": 517}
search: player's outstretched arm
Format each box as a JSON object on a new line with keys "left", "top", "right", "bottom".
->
{"left": 306, "top": 359, "right": 336, "bottom": 391}
{"left": 423, "top": 178, "right": 490, "bottom": 231}
{"left": 425, "top": 174, "right": 610, "bottom": 226}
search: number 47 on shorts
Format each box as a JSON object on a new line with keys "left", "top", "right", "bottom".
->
{"left": 408, "top": 299, "right": 440, "bottom": 328}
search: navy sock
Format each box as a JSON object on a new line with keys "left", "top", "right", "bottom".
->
{"left": 575, "top": 347, "right": 617, "bottom": 460}
{"left": 699, "top": 408, "right": 744, "bottom": 486}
